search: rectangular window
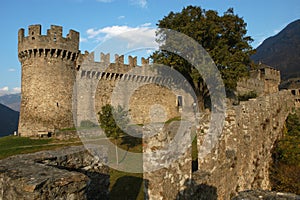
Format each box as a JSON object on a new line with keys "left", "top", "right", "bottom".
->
{"left": 177, "top": 95, "right": 183, "bottom": 107}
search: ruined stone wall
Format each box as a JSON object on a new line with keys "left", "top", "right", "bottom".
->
{"left": 143, "top": 121, "right": 193, "bottom": 200}
{"left": 18, "top": 25, "right": 79, "bottom": 136}
{"left": 194, "top": 90, "right": 294, "bottom": 200}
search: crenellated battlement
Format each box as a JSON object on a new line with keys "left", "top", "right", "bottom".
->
{"left": 18, "top": 25, "right": 79, "bottom": 61}
{"left": 237, "top": 63, "right": 281, "bottom": 96}
{"left": 78, "top": 52, "right": 191, "bottom": 92}
{"left": 77, "top": 51, "right": 150, "bottom": 74}
{"left": 80, "top": 51, "right": 150, "bottom": 66}
{"left": 259, "top": 64, "right": 281, "bottom": 81}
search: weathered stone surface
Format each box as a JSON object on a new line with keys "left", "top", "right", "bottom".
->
{"left": 194, "top": 90, "right": 295, "bottom": 200}
{"left": 237, "top": 65, "right": 281, "bottom": 96}
{"left": 18, "top": 25, "right": 79, "bottom": 137}
{"left": 0, "top": 146, "right": 109, "bottom": 200}
{"left": 232, "top": 190, "right": 300, "bottom": 200}
{"left": 143, "top": 121, "right": 193, "bottom": 200}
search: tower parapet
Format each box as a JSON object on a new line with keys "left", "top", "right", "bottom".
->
{"left": 18, "top": 25, "right": 79, "bottom": 62}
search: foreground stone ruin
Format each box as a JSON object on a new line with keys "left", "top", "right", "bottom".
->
{"left": 0, "top": 146, "right": 109, "bottom": 200}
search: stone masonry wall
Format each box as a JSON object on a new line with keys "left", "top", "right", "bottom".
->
{"left": 129, "top": 84, "right": 179, "bottom": 124}
{"left": 237, "top": 67, "right": 280, "bottom": 97}
{"left": 143, "top": 121, "right": 193, "bottom": 200}
{"left": 18, "top": 25, "right": 79, "bottom": 136}
{"left": 194, "top": 90, "right": 294, "bottom": 200}
{"left": 77, "top": 52, "right": 185, "bottom": 126}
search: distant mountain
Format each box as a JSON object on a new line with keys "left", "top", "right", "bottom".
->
{"left": 0, "top": 93, "right": 21, "bottom": 112}
{"left": 0, "top": 103, "right": 19, "bottom": 137}
{"left": 251, "top": 19, "right": 300, "bottom": 87}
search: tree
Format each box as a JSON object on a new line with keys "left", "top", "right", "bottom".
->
{"left": 98, "top": 104, "right": 129, "bottom": 164}
{"left": 270, "top": 112, "right": 300, "bottom": 194}
{"left": 151, "top": 6, "right": 256, "bottom": 108}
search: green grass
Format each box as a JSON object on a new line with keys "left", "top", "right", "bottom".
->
{"left": 165, "top": 116, "right": 181, "bottom": 124}
{"left": 0, "top": 136, "right": 82, "bottom": 160}
{"left": 109, "top": 169, "right": 144, "bottom": 200}
{"left": 107, "top": 135, "right": 144, "bottom": 200}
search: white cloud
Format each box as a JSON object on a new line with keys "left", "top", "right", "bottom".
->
{"left": 118, "top": 15, "right": 125, "bottom": 20}
{"left": 0, "top": 86, "right": 9, "bottom": 96}
{"left": 86, "top": 24, "right": 157, "bottom": 48}
{"left": 12, "top": 87, "right": 21, "bottom": 93}
{"left": 80, "top": 37, "right": 88, "bottom": 42}
{"left": 0, "top": 86, "right": 21, "bottom": 96}
{"left": 141, "top": 22, "right": 151, "bottom": 27}
{"left": 0, "top": 87, "right": 9, "bottom": 92}
{"left": 8, "top": 68, "right": 16, "bottom": 72}
{"left": 96, "top": 0, "right": 113, "bottom": 2}
{"left": 85, "top": 24, "right": 158, "bottom": 60}
{"left": 130, "top": 0, "right": 147, "bottom": 8}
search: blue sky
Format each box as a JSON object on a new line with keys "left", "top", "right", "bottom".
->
{"left": 0, "top": 0, "right": 299, "bottom": 95}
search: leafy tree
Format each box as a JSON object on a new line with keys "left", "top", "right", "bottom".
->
{"left": 151, "top": 6, "right": 256, "bottom": 108}
{"left": 98, "top": 104, "right": 129, "bottom": 164}
{"left": 270, "top": 112, "right": 300, "bottom": 194}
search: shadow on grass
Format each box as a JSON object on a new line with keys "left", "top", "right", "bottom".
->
{"left": 120, "top": 135, "right": 142, "bottom": 149}
{"left": 110, "top": 175, "right": 144, "bottom": 200}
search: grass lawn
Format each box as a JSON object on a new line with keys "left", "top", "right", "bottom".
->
{"left": 110, "top": 168, "right": 144, "bottom": 200}
{"left": 108, "top": 135, "right": 144, "bottom": 200}
{"left": 0, "top": 135, "right": 82, "bottom": 160}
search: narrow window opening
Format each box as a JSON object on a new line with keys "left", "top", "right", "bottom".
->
{"left": 54, "top": 32, "right": 57, "bottom": 42}
{"left": 56, "top": 102, "right": 59, "bottom": 107}
{"left": 177, "top": 96, "right": 183, "bottom": 107}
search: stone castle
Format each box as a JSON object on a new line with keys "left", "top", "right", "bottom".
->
{"left": 18, "top": 25, "right": 186, "bottom": 137}
{"left": 18, "top": 24, "right": 293, "bottom": 137}
{"left": 15, "top": 24, "right": 300, "bottom": 199}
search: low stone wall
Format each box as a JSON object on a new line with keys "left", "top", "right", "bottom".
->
{"left": 0, "top": 146, "right": 109, "bottom": 200}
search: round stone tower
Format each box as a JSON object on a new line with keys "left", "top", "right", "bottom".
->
{"left": 18, "top": 25, "right": 80, "bottom": 136}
